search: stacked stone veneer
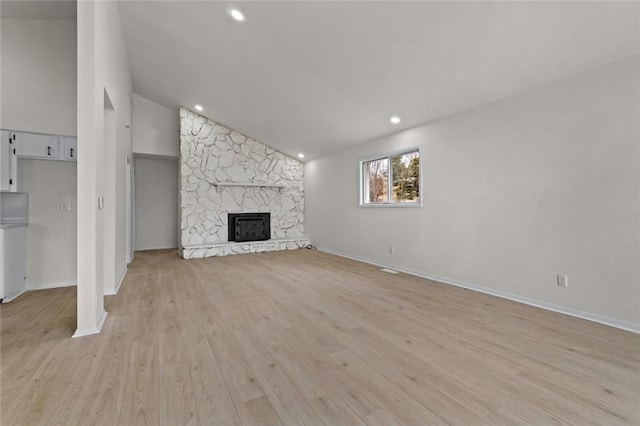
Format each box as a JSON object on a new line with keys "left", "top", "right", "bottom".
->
{"left": 179, "top": 108, "right": 309, "bottom": 259}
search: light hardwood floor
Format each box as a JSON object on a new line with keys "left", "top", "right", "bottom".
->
{"left": 1, "top": 249, "right": 639, "bottom": 425}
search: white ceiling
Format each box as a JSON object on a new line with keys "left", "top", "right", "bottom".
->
{"left": 117, "top": 2, "right": 637, "bottom": 161}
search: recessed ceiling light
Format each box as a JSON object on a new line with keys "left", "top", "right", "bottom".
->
{"left": 195, "top": 105, "right": 203, "bottom": 112}
{"left": 228, "top": 8, "right": 246, "bottom": 22}
{"left": 390, "top": 116, "right": 401, "bottom": 124}
{"left": 297, "top": 153, "right": 305, "bottom": 159}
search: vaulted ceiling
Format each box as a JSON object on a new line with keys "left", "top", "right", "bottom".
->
{"left": 99, "top": 3, "right": 640, "bottom": 159}
{"left": 3, "top": 1, "right": 639, "bottom": 160}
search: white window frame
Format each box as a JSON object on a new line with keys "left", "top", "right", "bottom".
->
{"left": 359, "top": 147, "right": 422, "bottom": 208}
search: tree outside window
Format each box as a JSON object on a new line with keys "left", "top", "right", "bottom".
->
{"left": 361, "top": 149, "right": 420, "bottom": 206}
{"left": 363, "top": 158, "right": 388, "bottom": 203}
{"left": 392, "top": 151, "right": 419, "bottom": 202}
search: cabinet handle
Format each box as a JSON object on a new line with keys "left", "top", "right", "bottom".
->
{"left": 70, "top": 148, "right": 74, "bottom": 158}
{"left": 47, "top": 146, "right": 52, "bottom": 156}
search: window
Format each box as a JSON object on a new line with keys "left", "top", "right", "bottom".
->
{"left": 360, "top": 148, "right": 420, "bottom": 206}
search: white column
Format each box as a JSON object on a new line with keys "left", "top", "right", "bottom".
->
{"left": 75, "top": 0, "right": 107, "bottom": 337}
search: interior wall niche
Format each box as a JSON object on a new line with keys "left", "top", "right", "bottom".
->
{"left": 179, "top": 108, "right": 305, "bottom": 255}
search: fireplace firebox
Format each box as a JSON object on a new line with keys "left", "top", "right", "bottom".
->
{"left": 228, "top": 213, "right": 271, "bottom": 242}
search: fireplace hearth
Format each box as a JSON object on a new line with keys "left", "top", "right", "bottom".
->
{"left": 228, "top": 213, "right": 271, "bottom": 242}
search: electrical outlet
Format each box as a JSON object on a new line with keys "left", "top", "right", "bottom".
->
{"left": 389, "top": 246, "right": 395, "bottom": 254}
{"left": 557, "top": 274, "right": 568, "bottom": 288}
{"left": 56, "top": 202, "right": 64, "bottom": 211}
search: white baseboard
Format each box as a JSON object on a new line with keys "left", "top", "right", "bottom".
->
{"left": 105, "top": 267, "right": 127, "bottom": 296}
{"left": 318, "top": 247, "right": 640, "bottom": 335}
{"left": 72, "top": 310, "right": 108, "bottom": 338}
{"left": 1, "top": 289, "right": 28, "bottom": 303}
{"left": 27, "top": 281, "right": 76, "bottom": 291}
{"left": 115, "top": 267, "right": 127, "bottom": 294}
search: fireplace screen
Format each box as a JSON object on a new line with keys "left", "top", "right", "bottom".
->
{"left": 228, "top": 213, "right": 271, "bottom": 242}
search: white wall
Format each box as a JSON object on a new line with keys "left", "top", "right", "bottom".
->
{"left": 305, "top": 56, "right": 640, "bottom": 328}
{"left": 132, "top": 93, "right": 179, "bottom": 157}
{"left": 77, "top": 1, "right": 132, "bottom": 335}
{"left": 22, "top": 160, "right": 77, "bottom": 289}
{"left": 135, "top": 157, "right": 178, "bottom": 250}
{"left": 131, "top": 93, "right": 179, "bottom": 252}
{"left": 1, "top": 17, "right": 78, "bottom": 291}
{"left": 1, "top": 19, "right": 76, "bottom": 136}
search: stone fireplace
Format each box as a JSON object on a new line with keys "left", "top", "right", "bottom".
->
{"left": 179, "top": 108, "right": 310, "bottom": 258}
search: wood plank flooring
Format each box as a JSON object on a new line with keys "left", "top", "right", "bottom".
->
{"left": 1, "top": 249, "right": 639, "bottom": 425}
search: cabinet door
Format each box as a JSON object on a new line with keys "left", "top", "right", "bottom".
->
{"left": 62, "top": 137, "right": 77, "bottom": 161}
{"left": 0, "top": 131, "right": 17, "bottom": 191}
{"left": 0, "top": 227, "right": 27, "bottom": 302}
{"left": 16, "top": 132, "right": 58, "bottom": 159}
{"left": 0, "top": 131, "right": 10, "bottom": 191}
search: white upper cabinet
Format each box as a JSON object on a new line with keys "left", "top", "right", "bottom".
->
{"left": 0, "top": 131, "right": 11, "bottom": 191}
{"left": 62, "top": 137, "right": 77, "bottom": 160}
{"left": 2, "top": 129, "right": 78, "bottom": 192}
{"left": 0, "top": 131, "right": 19, "bottom": 191}
{"left": 11, "top": 131, "right": 77, "bottom": 162}
{"left": 16, "top": 133, "right": 58, "bottom": 159}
